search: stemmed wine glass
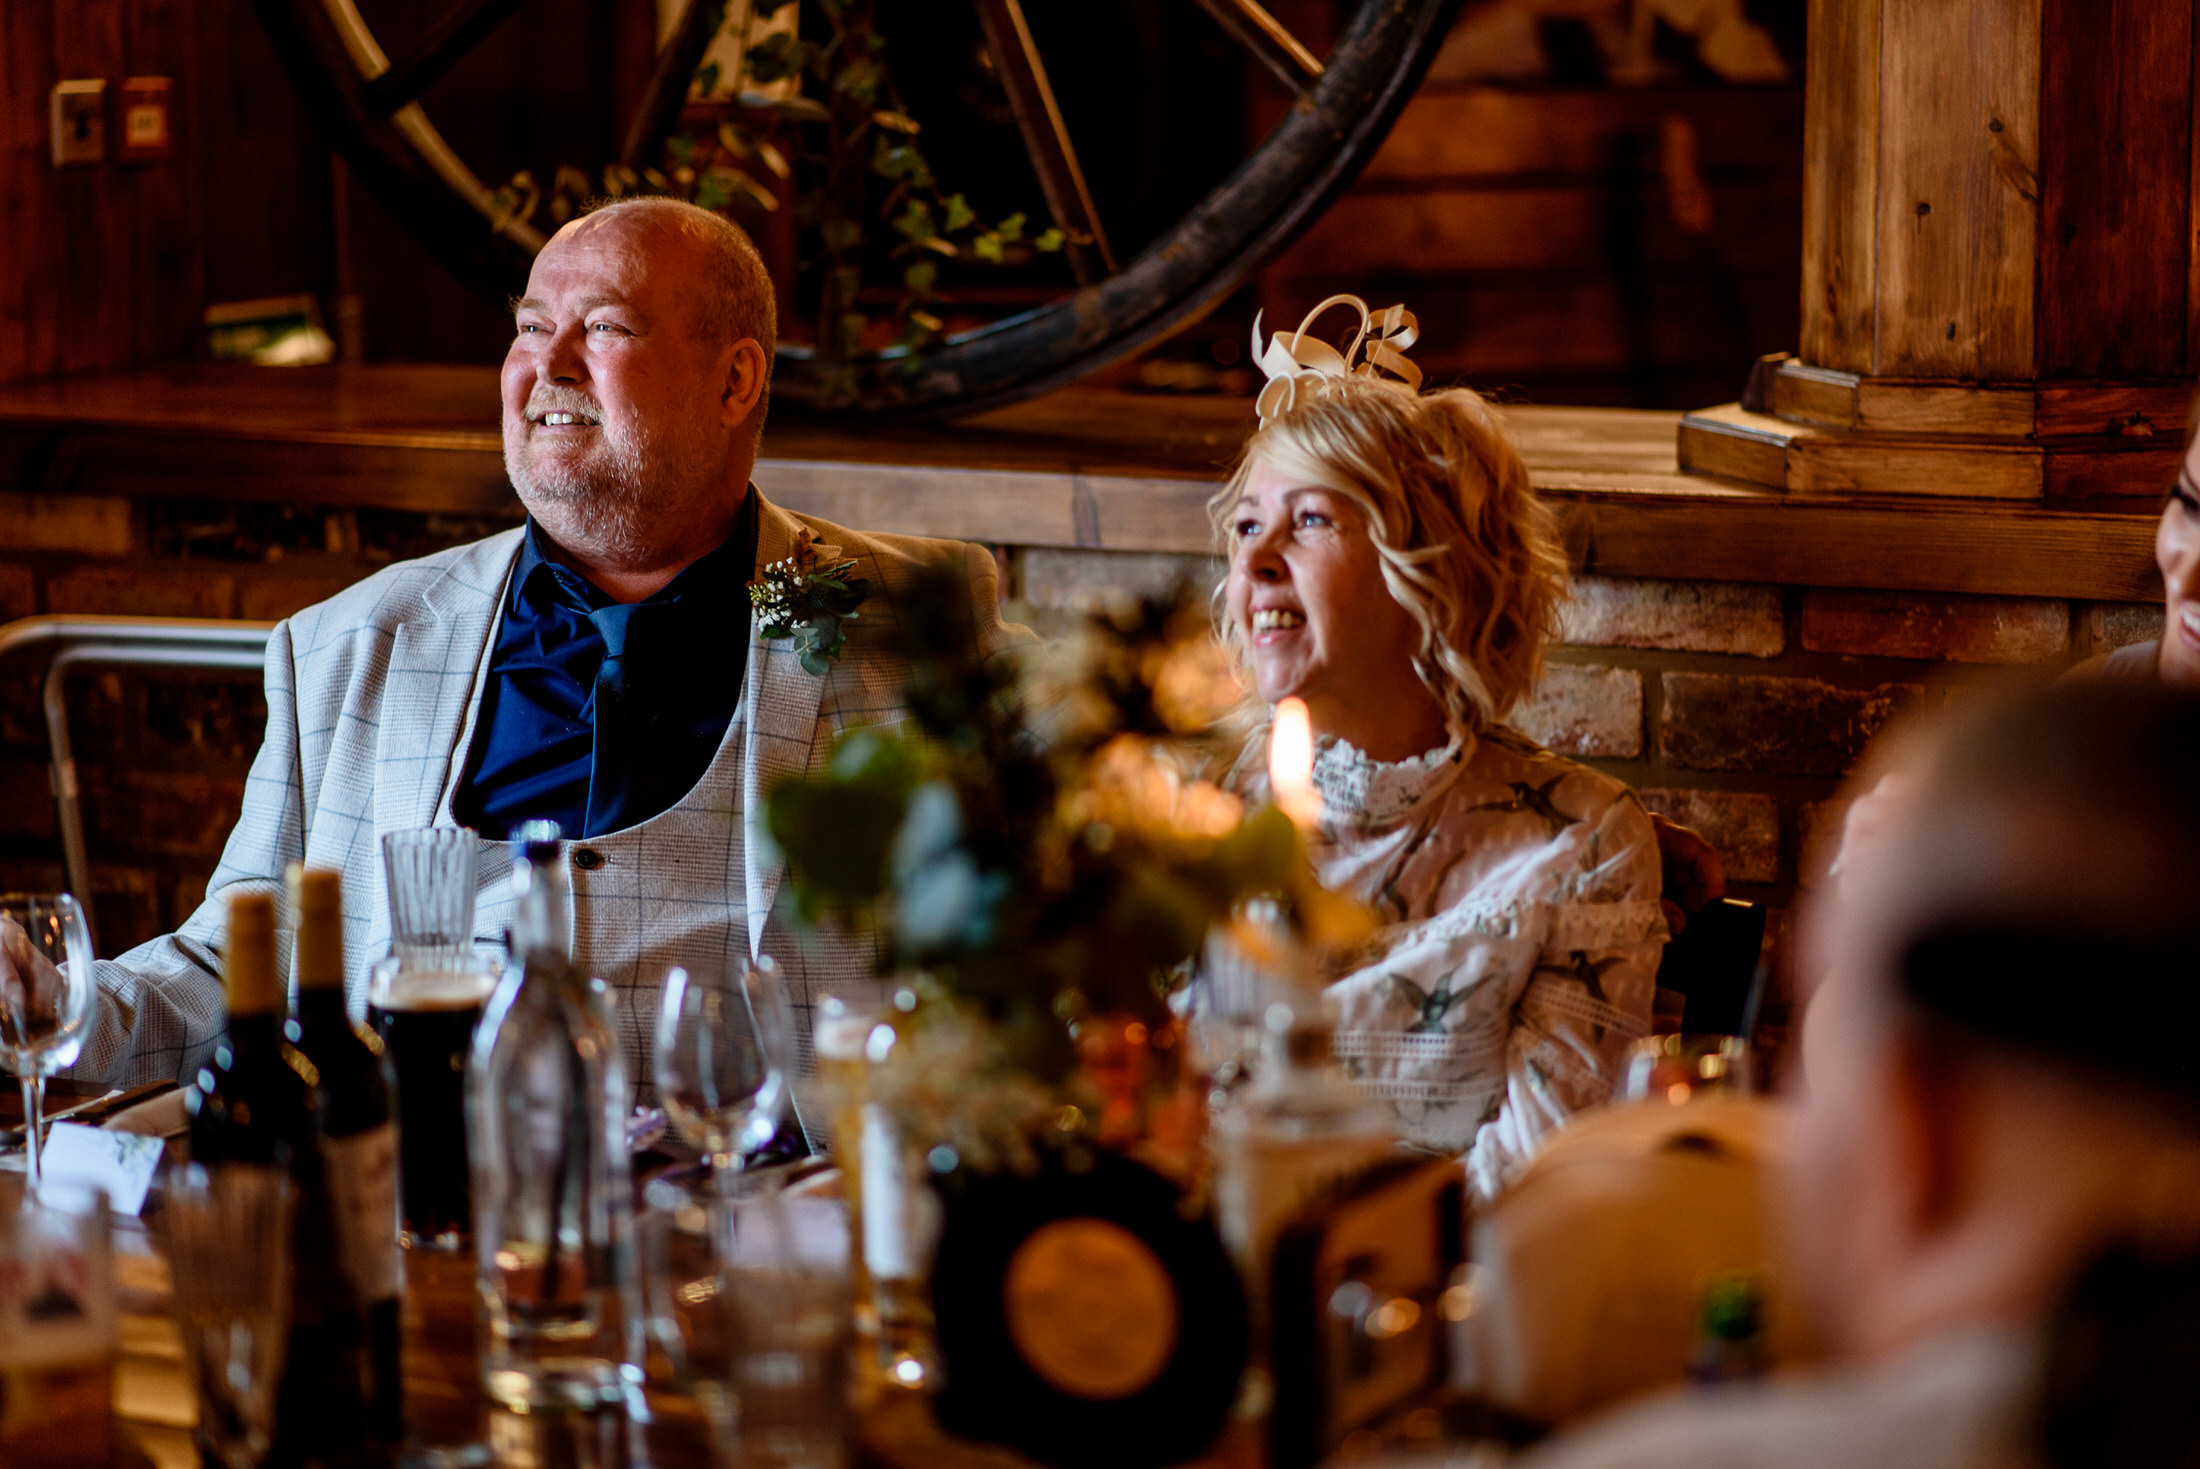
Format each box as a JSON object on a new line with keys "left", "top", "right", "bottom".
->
{"left": 655, "top": 956, "right": 795, "bottom": 1202}
{"left": 0, "top": 893, "right": 97, "bottom": 1200}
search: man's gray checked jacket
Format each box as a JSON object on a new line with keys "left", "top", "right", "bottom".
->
{"left": 74, "top": 490, "right": 1025, "bottom": 1096}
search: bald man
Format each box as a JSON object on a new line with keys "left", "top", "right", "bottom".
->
{"left": 1512, "top": 680, "right": 2200, "bottom": 1469}
{"left": 75, "top": 200, "right": 1025, "bottom": 1096}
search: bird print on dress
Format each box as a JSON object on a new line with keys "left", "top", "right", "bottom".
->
{"left": 1391, "top": 974, "right": 1471, "bottom": 1034}
{"left": 1533, "top": 949, "right": 1625, "bottom": 1041}
{"left": 1463, "top": 776, "right": 1582, "bottom": 838}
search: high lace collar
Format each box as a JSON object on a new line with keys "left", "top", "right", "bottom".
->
{"left": 1310, "top": 733, "right": 1465, "bottom": 830}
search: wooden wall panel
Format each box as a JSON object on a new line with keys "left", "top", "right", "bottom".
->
{"left": 1873, "top": 0, "right": 2041, "bottom": 379}
{"left": 1799, "top": 0, "right": 1881, "bottom": 374}
{"left": 2038, "top": 0, "right": 2193, "bottom": 380}
{"left": 0, "top": 0, "right": 206, "bottom": 388}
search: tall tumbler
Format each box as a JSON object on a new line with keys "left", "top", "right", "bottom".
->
{"left": 368, "top": 827, "right": 499, "bottom": 1250}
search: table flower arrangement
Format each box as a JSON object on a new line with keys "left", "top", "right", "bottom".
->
{"left": 764, "top": 567, "right": 1360, "bottom": 1164}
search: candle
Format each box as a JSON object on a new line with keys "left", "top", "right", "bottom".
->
{"left": 1269, "top": 697, "right": 1319, "bottom": 831}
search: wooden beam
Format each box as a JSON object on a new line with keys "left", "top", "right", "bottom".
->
{"left": 0, "top": 368, "right": 2164, "bottom": 603}
{"left": 1799, "top": 0, "right": 1880, "bottom": 373}
{"left": 1873, "top": 0, "right": 2041, "bottom": 378}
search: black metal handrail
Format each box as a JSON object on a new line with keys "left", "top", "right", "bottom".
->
{"left": 0, "top": 616, "right": 274, "bottom": 951}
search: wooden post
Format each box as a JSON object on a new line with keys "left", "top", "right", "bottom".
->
{"left": 1679, "top": 0, "right": 2198, "bottom": 501}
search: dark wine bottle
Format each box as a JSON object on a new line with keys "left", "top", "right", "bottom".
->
{"left": 290, "top": 866, "right": 403, "bottom": 1451}
{"left": 186, "top": 889, "right": 370, "bottom": 1469}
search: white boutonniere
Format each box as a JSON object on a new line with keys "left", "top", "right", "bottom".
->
{"left": 748, "top": 532, "right": 875, "bottom": 676}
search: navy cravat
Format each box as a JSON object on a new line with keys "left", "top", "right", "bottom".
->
{"left": 582, "top": 600, "right": 668, "bottom": 836}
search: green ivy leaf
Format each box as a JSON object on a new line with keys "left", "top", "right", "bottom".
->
{"left": 820, "top": 216, "right": 862, "bottom": 252}
{"left": 943, "top": 193, "right": 975, "bottom": 232}
{"left": 902, "top": 259, "right": 939, "bottom": 295}
{"left": 743, "top": 31, "right": 801, "bottom": 83}
{"left": 835, "top": 58, "right": 882, "bottom": 104}
{"left": 972, "top": 233, "right": 1005, "bottom": 263}
{"left": 1034, "top": 226, "right": 1066, "bottom": 252}
{"left": 873, "top": 137, "right": 926, "bottom": 182}
{"left": 997, "top": 212, "right": 1027, "bottom": 241}
{"left": 891, "top": 198, "right": 933, "bottom": 240}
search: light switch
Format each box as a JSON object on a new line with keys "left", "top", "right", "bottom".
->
{"left": 50, "top": 79, "right": 105, "bottom": 167}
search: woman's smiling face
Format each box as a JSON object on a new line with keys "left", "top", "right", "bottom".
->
{"left": 1224, "top": 459, "right": 1441, "bottom": 757}
{"left": 2156, "top": 432, "right": 2200, "bottom": 692}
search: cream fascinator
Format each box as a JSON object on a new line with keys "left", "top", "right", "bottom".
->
{"left": 1251, "top": 293, "right": 1423, "bottom": 427}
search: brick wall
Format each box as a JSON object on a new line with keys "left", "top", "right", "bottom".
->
{"left": 0, "top": 492, "right": 515, "bottom": 951}
{"left": 6, "top": 514, "right": 2165, "bottom": 990}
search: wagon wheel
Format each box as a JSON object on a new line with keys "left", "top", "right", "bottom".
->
{"left": 252, "top": 0, "right": 1464, "bottom": 419}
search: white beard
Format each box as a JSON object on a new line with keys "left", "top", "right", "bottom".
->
{"left": 506, "top": 403, "right": 723, "bottom": 564}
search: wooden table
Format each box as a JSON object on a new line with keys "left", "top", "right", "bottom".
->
{"left": 113, "top": 1213, "right": 727, "bottom": 1469}
{"left": 108, "top": 1200, "right": 1276, "bottom": 1469}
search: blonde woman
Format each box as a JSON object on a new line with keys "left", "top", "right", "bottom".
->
{"left": 1221, "top": 298, "right": 1666, "bottom": 1201}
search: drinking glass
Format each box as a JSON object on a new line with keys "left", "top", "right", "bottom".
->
{"left": 0, "top": 1196, "right": 115, "bottom": 1469}
{"left": 716, "top": 1186, "right": 853, "bottom": 1469}
{"left": 1193, "top": 899, "right": 1292, "bottom": 1096}
{"left": 164, "top": 1163, "right": 295, "bottom": 1469}
{"left": 0, "top": 893, "right": 97, "bottom": 1200}
{"left": 373, "top": 827, "right": 499, "bottom": 1249}
{"left": 381, "top": 826, "right": 480, "bottom": 964}
{"left": 655, "top": 957, "right": 794, "bottom": 1195}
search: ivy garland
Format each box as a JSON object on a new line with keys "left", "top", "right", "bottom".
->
{"left": 489, "top": 0, "right": 1074, "bottom": 405}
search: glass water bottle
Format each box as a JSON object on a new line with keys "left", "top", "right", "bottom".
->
{"left": 468, "top": 821, "right": 641, "bottom": 1411}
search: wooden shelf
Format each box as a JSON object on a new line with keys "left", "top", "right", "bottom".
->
{"left": 0, "top": 364, "right": 2164, "bottom": 602}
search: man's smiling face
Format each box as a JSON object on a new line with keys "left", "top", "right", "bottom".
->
{"left": 500, "top": 209, "right": 737, "bottom": 564}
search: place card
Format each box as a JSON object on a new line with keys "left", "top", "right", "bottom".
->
{"left": 40, "top": 1123, "right": 163, "bottom": 1216}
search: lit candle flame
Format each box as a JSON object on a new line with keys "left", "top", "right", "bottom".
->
{"left": 1269, "top": 697, "right": 1319, "bottom": 830}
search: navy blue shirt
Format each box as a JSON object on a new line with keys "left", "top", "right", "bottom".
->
{"left": 453, "top": 500, "right": 758, "bottom": 840}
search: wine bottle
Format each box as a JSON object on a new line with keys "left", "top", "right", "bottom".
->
{"left": 290, "top": 866, "right": 403, "bottom": 1450}
{"left": 469, "top": 821, "right": 642, "bottom": 1411}
{"left": 188, "top": 890, "right": 371, "bottom": 1469}
{"left": 187, "top": 891, "right": 312, "bottom": 1170}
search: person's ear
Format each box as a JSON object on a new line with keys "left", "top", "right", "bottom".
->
{"left": 720, "top": 338, "right": 768, "bottom": 429}
{"left": 1886, "top": 1030, "right": 1974, "bottom": 1241}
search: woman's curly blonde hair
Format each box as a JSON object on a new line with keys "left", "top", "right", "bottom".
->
{"left": 1209, "top": 377, "right": 1570, "bottom": 740}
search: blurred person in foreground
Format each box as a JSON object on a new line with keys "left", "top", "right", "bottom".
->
{"left": 1514, "top": 678, "right": 2200, "bottom": 1469}
{"left": 1218, "top": 296, "right": 1666, "bottom": 1201}
{"left": 57, "top": 197, "right": 1023, "bottom": 1091}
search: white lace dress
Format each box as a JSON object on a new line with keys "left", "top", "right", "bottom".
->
{"left": 1247, "top": 726, "right": 1666, "bottom": 1200}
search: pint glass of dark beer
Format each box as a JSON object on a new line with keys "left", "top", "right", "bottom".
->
{"left": 374, "top": 827, "right": 496, "bottom": 1250}
{"left": 368, "top": 959, "right": 500, "bottom": 1249}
